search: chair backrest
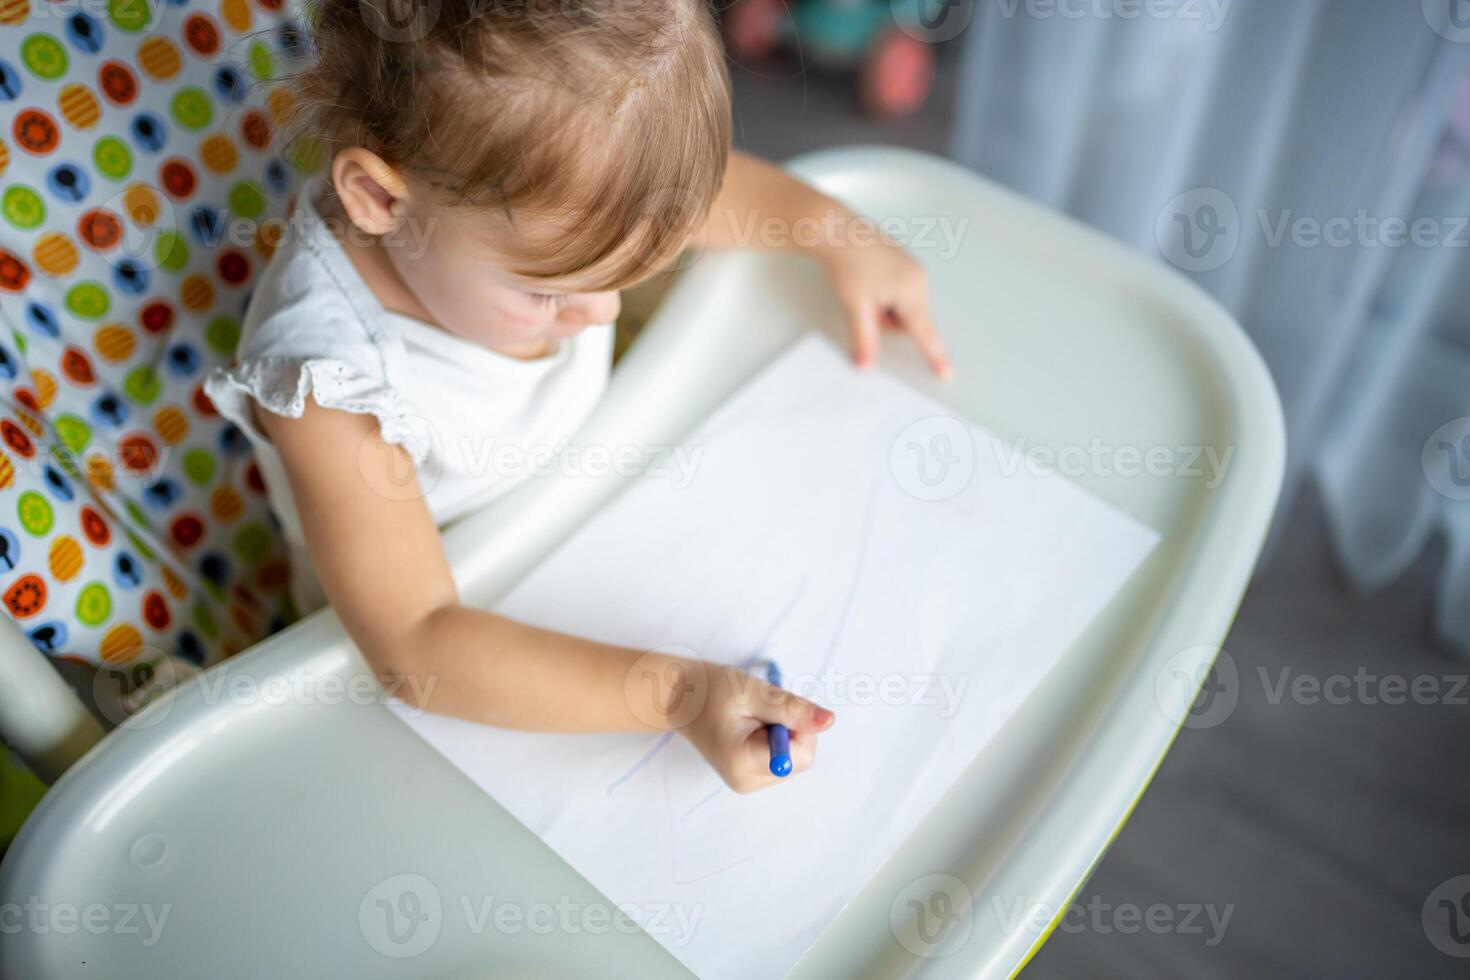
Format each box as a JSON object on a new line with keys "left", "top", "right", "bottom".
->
{"left": 0, "top": 1, "right": 313, "bottom": 724}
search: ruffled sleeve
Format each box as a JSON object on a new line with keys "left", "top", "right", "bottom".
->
{"left": 205, "top": 354, "right": 429, "bottom": 465}
{"left": 202, "top": 239, "right": 431, "bottom": 466}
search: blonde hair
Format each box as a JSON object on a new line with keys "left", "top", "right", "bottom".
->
{"left": 296, "top": 0, "right": 732, "bottom": 290}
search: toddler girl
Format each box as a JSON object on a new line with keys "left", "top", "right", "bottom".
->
{"left": 205, "top": 0, "right": 950, "bottom": 793}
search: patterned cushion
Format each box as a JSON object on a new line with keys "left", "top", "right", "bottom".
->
{"left": 0, "top": 0, "right": 316, "bottom": 678}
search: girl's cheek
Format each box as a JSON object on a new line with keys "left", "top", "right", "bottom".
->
{"left": 481, "top": 300, "right": 554, "bottom": 341}
{"left": 494, "top": 299, "right": 550, "bottom": 331}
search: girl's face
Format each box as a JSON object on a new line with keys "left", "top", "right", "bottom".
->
{"left": 380, "top": 197, "right": 623, "bottom": 354}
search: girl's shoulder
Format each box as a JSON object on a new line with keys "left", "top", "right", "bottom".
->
{"left": 237, "top": 196, "right": 402, "bottom": 377}
{"left": 203, "top": 194, "right": 425, "bottom": 463}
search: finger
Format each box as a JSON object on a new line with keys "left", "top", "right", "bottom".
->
{"left": 897, "top": 297, "right": 953, "bottom": 380}
{"left": 739, "top": 727, "right": 782, "bottom": 781}
{"left": 737, "top": 727, "right": 819, "bottom": 781}
{"left": 788, "top": 730, "right": 817, "bottom": 774}
{"left": 749, "top": 684, "right": 834, "bottom": 733}
{"left": 843, "top": 295, "right": 881, "bottom": 372}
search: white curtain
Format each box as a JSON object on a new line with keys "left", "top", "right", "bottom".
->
{"left": 951, "top": 0, "right": 1470, "bottom": 654}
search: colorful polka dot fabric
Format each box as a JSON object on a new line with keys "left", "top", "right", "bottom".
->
{"left": 0, "top": 0, "right": 313, "bottom": 685}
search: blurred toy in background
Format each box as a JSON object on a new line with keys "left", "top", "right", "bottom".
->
{"left": 724, "top": 0, "right": 938, "bottom": 118}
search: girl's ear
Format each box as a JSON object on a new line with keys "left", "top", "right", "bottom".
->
{"left": 331, "top": 148, "right": 411, "bottom": 237}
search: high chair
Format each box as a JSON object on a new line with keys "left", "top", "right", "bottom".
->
{"left": 1, "top": 145, "right": 1284, "bottom": 977}
{"left": 0, "top": 7, "right": 1285, "bottom": 977}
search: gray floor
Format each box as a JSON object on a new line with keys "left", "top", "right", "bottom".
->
{"left": 1027, "top": 490, "right": 1470, "bottom": 979}
{"left": 729, "top": 49, "right": 1470, "bottom": 979}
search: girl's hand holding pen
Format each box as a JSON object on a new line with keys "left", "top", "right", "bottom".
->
{"left": 635, "top": 654, "right": 836, "bottom": 794}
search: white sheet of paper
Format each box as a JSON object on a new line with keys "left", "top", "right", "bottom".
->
{"left": 390, "top": 335, "right": 1159, "bottom": 978}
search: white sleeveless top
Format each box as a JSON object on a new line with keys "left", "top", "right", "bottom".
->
{"left": 204, "top": 187, "right": 612, "bottom": 613}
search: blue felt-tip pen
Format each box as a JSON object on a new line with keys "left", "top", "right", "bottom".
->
{"left": 765, "top": 661, "right": 793, "bottom": 778}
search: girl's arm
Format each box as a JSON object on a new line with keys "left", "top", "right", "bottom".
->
{"left": 260, "top": 398, "right": 834, "bottom": 790}
{"left": 700, "top": 150, "right": 953, "bottom": 380}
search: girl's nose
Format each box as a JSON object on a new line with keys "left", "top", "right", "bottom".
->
{"left": 560, "top": 290, "right": 622, "bottom": 328}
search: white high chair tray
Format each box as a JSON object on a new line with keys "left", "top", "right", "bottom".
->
{"left": 0, "top": 147, "right": 1283, "bottom": 979}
